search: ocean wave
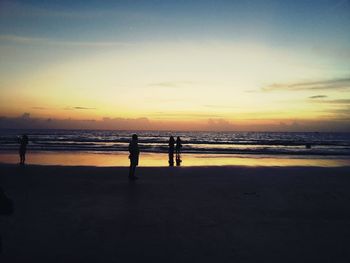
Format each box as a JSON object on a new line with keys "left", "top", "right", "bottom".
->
{"left": 1, "top": 129, "right": 349, "bottom": 156}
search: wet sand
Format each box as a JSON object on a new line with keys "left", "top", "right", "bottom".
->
{"left": 1, "top": 164, "right": 350, "bottom": 262}
{"left": 1, "top": 151, "right": 350, "bottom": 167}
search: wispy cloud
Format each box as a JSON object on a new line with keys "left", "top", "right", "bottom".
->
{"left": 73, "top": 106, "right": 96, "bottom": 110}
{"left": 64, "top": 106, "right": 96, "bottom": 110}
{"left": 31, "top": 106, "right": 47, "bottom": 110}
{"left": 0, "top": 113, "right": 152, "bottom": 130}
{"left": 309, "top": 95, "right": 328, "bottom": 99}
{"left": 1, "top": 112, "right": 349, "bottom": 132}
{"left": 206, "top": 118, "right": 234, "bottom": 131}
{"left": 324, "top": 107, "right": 350, "bottom": 118}
{"left": 312, "top": 99, "right": 350, "bottom": 105}
{"left": 330, "top": 107, "right": 350, "bottom": 113}
{"left": 150, "top": 112, "right": 223, "bottom": 118}
{"left": 262, "top": 77, "right": 350, "bottom": 92}
{"left": 33, "top": 106, "right": 97, "bottom": 110}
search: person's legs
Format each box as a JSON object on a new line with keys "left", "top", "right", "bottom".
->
{"left": 132, "top": 166, "right": 137, "bottom": 178}
{"left": 129, "top": 163, "right": 138, "bottom": 179}
{"left": 176, "top": 150, "right": 182, "bottom": 166}
{"left": 19, "top": 152, "right": 24, "bottom": 164}
{"left": 169, "top": 151, "right": 174, "bottom": 166}
{"left": 129, "top": 164, "right": 134, "bottom": 178}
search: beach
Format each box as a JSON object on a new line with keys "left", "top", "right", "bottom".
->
{"left": 1, "top": 164, "right": 350, "bottom": 262}
{"left": 1, "top": 151, "right": 350, "bottom": 167}
{"left": 1, "top": 0, "right": 349, "bottom": 261}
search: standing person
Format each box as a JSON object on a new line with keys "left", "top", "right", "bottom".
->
{"left": 18, "top": 134, "right": 28, "bottom": 165}
{"left": 128, "top": 134, "right": 140, "bottom": 180}
{"left": 175, "top": 136, "right": 182, "bottom": 166}
{"left": 168, "top": 136, "right": 175, "bottom": 166}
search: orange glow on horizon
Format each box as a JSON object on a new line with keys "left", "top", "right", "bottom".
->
{"left": 0, "top": 42, "right": 349, "bottom": 131}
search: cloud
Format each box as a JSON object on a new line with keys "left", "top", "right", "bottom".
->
{"left": 0, "top": 113, "right": 152, "bottom": 130}
{"left": 327, "top": 107, "right": 350, "bottom": 114}
{"left": 327, "top": 99, "right": 350, "bottom": 104}
{"left": 64, "top": 106, "right": 96, "bottom": 111}
{"left": 20, "top": 112, "right": 30, "bottom": 119}
{"left": 311, "top": 99, "right": 350, "bottom": 105}
{"left": 73, "top": 106, "right": 96, "bottom": 110}
{"left": 263, "top": 77, "right": 350, "bottom": 92}
{"left": 206, "top": 118, "right": 234, "bottom": 131}
{"left": 149, "top": 112, "right": 223, "bottom": 118}
{"left": 31, "top": 106, "right": 47, "bottom": 110}
{"left": 309, "top": 95, "right": 327, "bottom": 99}
{"left": 1, "top": 113, "right": 349, "bottom": 132}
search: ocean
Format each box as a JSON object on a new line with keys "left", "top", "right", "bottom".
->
{"left": 1, "top": 129, "right": 350, "bottom": 157}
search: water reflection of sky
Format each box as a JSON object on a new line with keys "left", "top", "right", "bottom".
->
{"left": 1, "top": 152, "right": 350, "bottom": 167}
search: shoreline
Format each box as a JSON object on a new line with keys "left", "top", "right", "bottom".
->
{"left": 2, "top": 164, "right": 350, "bottom": 171}
{"left": 1, "top": 151, "right": 350, "bottom": 167}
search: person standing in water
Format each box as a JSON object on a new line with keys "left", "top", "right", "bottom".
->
{"left": 128, "top": 134, "right": 140, "bottom": 180}
{"left": 175, "top": 136, "right": 182, "bottom": 166}
{"left": 18, "top": 134, "right": 28, "bottom": 165}
{"left": 168, "top": 136, "right": 175, "bottom": 166}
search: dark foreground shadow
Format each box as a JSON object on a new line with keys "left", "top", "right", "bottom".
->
{"left": 0, "top": 187, "right": 14, "bottom": 253}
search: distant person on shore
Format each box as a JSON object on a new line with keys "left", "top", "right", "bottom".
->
{"left": 176, "top": 136, "right": 182, "bottom": 166}
{"left": 168, "top": 136, "right": 175, "bottom": 166}
{"left": 128, "top": 134, "right": 140, "bottom": 180}
{"left": 18, "top": 134, "right": 28, "bottom": 165}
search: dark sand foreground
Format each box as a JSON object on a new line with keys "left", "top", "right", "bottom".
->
{"left": 1, "top": 164, "right": 350, "bottom": 262}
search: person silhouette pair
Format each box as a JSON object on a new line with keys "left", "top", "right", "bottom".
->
{"left": 127, "top": 134, "right": 183, "bottom": 180}
{"left": 169, "top": 136, "right": 182, "bottom": 166}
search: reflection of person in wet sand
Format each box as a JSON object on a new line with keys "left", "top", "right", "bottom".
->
{"left": 168, "top": 136, "right": 175, "bottom": 166}
{"left": 128, "top": 134, "right": 140, "bottom": 180}
{"left": 18, "top": 134, "right": 28, "bottom": 165}
{"left": 176, "top": 136, "right": 182, "bottom": 166}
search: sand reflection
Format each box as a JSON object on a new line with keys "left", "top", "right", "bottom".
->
{"left": 1, "top": 151, "right": 350, "bottom": 167}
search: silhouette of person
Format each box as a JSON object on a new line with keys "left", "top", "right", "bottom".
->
{"left": 168, "top": 136, "right": 175, "bottom": 166}
{"left": 128, "top": 134, "right": 140, "bottom": 180}
{"left": 18, "top": 134, "right": 28, "bottom": 165}
{"left": 175, "top": 136, "right": 182, "bottom": 166}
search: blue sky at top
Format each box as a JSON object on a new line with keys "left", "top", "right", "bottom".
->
{"left": 1, "top": 0, "right": 349, "bottom": 46}
{"left": 0, "top": 0, "right": 349, "bottom": 131}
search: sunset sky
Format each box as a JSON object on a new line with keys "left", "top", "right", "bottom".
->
{"left": 0, "top": 0, "right": 349, "bottom": 131}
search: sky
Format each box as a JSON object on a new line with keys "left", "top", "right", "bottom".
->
{"left": 0, "top": 0, "right": 349, "bottom": 131}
